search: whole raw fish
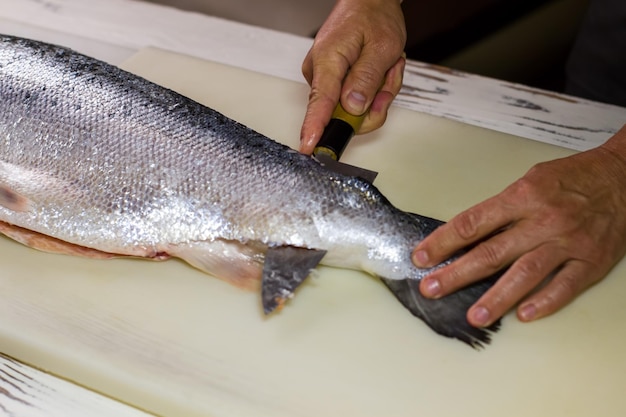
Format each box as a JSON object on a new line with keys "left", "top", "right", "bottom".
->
{"left": 0, "top": 34, "right": 500, "bottom": 347}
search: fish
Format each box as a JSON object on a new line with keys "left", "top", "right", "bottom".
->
{"left": 0, "top": 34, "right": 501, "bottom": 348}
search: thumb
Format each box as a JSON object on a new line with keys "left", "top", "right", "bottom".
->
{"left": 340, "top": 45, "right": 402, "bottom": 116}
{"left": 340, "top": 63, "right": 383, "bottom": 116}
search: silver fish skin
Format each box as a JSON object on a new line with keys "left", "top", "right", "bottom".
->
{"left": 0, "top": 34, "right": 500, "bottom": 347}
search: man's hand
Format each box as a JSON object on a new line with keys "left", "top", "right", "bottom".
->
{"left": 414, "top": 124, "right": 626, "bottom": 327}
{"left": 299, "top": 0, "right": 406, "bottom": 154}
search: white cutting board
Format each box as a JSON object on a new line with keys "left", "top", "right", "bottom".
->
{"left": 1, "top": 48, "right": 625, "bottom": 417}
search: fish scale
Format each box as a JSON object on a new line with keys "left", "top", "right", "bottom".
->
{"left": 0, "top": 34, "right": 502, "bottom": 347}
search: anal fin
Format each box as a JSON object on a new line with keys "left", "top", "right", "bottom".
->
{"left": 262, "top": 246, "right": 327, "bottom": 315}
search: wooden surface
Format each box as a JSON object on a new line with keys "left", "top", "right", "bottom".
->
{"left": 398, "top": 60, "right": 625, "bottom": 151}
{"left": 1, "top": 48, "right": 625, "bottom": 417}
{"left": 0, "top": 354, "right": 155, "bottom": 417}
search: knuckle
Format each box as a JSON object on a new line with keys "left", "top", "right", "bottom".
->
{"left": 453, "top": 210, "right": 480, "bottom": 240}
{"left": 306, "top": 86, "right": 332, "bottom": 106}
{"left": 307, "top": 86, "right": 322, "bottom": 102}
{"left": 367, "top": 26, "right": 404, "bottom": 54}
{"left": 525, "top": 161, "right": 552, "bottom": 179}
{"left": 301, "top": 66, "right": 313, "bottom": 85}
{"left": 474, "top": 241, "right": 506, "bottom": 272}
{"left": 301, "top": 51, "right": 313, "bottom": 80}
{"left": 436, "top": 264, "right": 468, "bottom": 294}
{"left": 554, "top": 271, "right": 582, "bottom": 301}
{"left": 527, "top": 265, "right": 595, "bottom": 319}
{"left": 507, "top": 176, "right": 537, "bottom": 202}
{"left": 359, "top": 117, "right": 383, "bottom": 134}
{"left": 445, "top": 265, "right": 465, "bottom": 286}
{"left": 351, "top": 66, "right": 384, "bottom": 90}
{"left": 513, "top": 256, "right": 544, "bottom": 280}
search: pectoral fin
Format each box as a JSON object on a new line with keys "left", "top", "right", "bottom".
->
{"left": 0, "top": 185, "right": 31, "bottom": 212}
{"left": 262, "top": 246, "right": 327, "bottom": 315}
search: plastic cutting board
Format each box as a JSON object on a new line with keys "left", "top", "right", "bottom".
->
{"left": 1, "top": 48, "right": 625, "bottom": 417}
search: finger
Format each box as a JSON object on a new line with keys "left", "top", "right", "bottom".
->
{"left": 516, "top": 260, "right": 601, "bottom": 322}
{"left": 465, "top": 244, "right": 566, "bottom": 327}
{"left": 299, "top": 89, "right": 337, "bottom": 155}
{"left": 359, "top": 54, "right": 406, "bottom": 134}
{"left": 379, "top": 53, "right": 407, "bottom": 105}
{"left": 419, "top": 225, "right": 528, "bottom": 299}
{"left": 300, "top": 50, "right": 404, "bottom": 152}
{"left": 413, "top": 195, "right": 516, "bottom": 268}
{"left": 301, "top": 49, "right": 314, "bottom": 86}
{"left": 340, "top": 46, "right": 403, "bottom": 117}
{"left": 299, "top": 51, "right": 350, "bottom": 154}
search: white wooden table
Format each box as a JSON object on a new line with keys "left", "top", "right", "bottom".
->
{"left": 0, "top": 0, "right": 625, "bottom": 416}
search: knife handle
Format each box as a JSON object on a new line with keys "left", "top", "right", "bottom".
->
{"left": 313, "top": 103, "right": 366, "bottom": 161}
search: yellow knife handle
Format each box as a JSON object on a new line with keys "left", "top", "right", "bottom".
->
{"left": 331, "top": 102, "right": 366, "bottom": 132}
{"left": 313, "top": 103, "right": 366, "bottom": 161}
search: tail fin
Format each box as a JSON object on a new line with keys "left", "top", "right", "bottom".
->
{"left": 381, "top": 276, "right": 501, "bottom": 348}
{"left": 383, "top": 212, "right": 502, "bottom": 348}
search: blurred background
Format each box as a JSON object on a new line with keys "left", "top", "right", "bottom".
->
{"left": 143, "top": 0, "right": 590, "bottom": 94}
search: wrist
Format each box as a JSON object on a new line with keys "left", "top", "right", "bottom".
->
{"left": 601, "top": 124, "right": 626, "bottom": 161}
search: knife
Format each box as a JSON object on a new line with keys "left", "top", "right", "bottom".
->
{"left": 312, "top": 103, "right": 378, "bottom": 183}
{"left": 261, "top": 102, "right": 379, "bottom": 314}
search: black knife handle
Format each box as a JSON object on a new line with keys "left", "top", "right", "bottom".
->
{"left": 314, "top": 119, "right": 355, "bottom": 161}
{"left": 313, "top": 103, "right": 366, "bottom": 161}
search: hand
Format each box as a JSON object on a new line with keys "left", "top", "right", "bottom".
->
{"left": 413, "top": 124, "right": 626, "bottom": 328}
{"left": 299, "top": 0, "right": 406, "bottom": 154}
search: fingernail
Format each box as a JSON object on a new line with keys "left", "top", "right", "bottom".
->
{"left": 347, "top": 91, "right": 367, "bottom": 114}
{"left": 422, "top": 278, "right": 441, "bottom": 298}
{"left": 469, "top": 306, "right": 490, "bottom": 327}
{"left": 413, "top": 250, "right": 429, "bottom": 267}
{"left": 299, "top": 134, "right": 316, "bottom": 154}
{"left": 518, "top": 304, "right": 537, "bottom": 321}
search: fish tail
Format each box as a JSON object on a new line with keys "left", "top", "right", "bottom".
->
{"left": 381, "top": 212, "right": 501, "bottom": 348}
{"left": 381, "top": 276, "right": 501, "bottom": 348}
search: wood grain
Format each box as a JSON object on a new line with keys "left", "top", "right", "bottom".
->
{"left": 0, "top": 354, "right": 154, "bottom": 417}
{"left": 398, "top": 61, "right": 625, "bottom": 151}
{"left": 0, "top": 0, "right": 624, "bottom": 151}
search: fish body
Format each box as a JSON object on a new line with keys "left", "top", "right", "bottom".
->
{"left": 0, "top": 35, "right": 500, "bottom": 346}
